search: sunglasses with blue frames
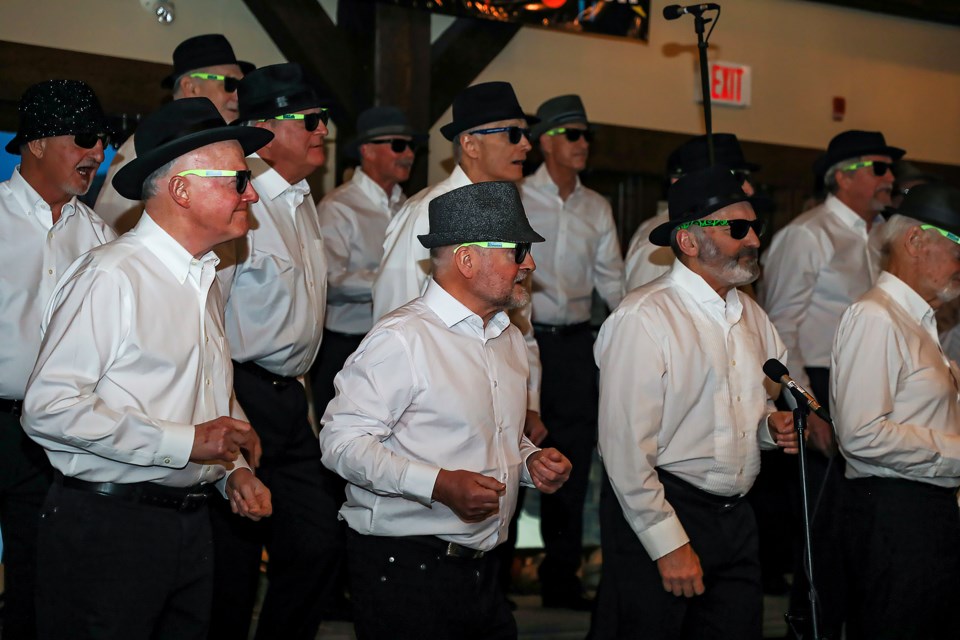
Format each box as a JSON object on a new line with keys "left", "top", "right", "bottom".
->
{"left": 467, "top": 126, "right": 531, "bottom": 145}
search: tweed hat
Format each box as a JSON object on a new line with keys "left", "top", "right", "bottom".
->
{"left": 161, "top": 34, "right": 255, "bottom": 89}
{"left": 813, "top": 130, "right": 905, "bottom": 179}
{"left": 666, "top": 133, "right": 759, "bottom": 177}
{"left": 344, "top": 106, "right": 427, "bottom": 159}
{"left": 112, "top": 97, "right": 273, "bottom": 200}
{"left": 5, "top": 80, "right": 109, "bottom": 155}
{"left": 649, "top": 165, "right": 752, "bottom": 246}
{"left": 893, "top": 183, "right": 960, "bottom": 237}
{"left": 234, "top": 63, "right": 326, "bottom": 124}
{"left": 530, "top": 94, "right": 588, "bottom": 140}
{"left": 439, "top": 82, "right": 538, "bottom": 141}
{"left": 417, "top": 181, "right": 545, "bottom": 249}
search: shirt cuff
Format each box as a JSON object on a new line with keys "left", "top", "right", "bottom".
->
{"left": 155, "top": 420, "right": 195, "bottom": 468}
{"left": 526, "top": 390, "right": 541, "bottom": 413}
{"left": 403, "top": 459, "right": 442, "bottom": 507}
{"left": 758, "top": 412, "right": 777, "bottom": 450}
{"left": 637, "top": 513, "right": 690, "bottom": 561}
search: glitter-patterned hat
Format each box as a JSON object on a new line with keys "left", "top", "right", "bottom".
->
{"left": 5, "top": 80, "right": 109, "bottom": 155}
{"left": 417, "top": 181, "right": 545, "bottom": 249}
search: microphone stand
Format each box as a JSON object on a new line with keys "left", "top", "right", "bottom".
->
{"left": 787, "top": 386, "right": 822, "bottom": 640}
{"left": 693, "top": 11, "right": 715, "bottom": 165}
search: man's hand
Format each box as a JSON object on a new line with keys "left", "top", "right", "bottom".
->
{"left": 767, "top": 411, "right": 799, "bottom": 454}
{"left": 806, "top": 413, "right": 838, "bottom": 457}
{"left": 526, "top": 448, "right": 571, "bottom": 494}
{"left": 524, "top": 410, "right": 549, "bottom": 446}
{"left": 656, "top": 543, "right": 705, "bottom": 598}
{"left": 226, "top": 468, "right": 272, "bottom": 521}
{"left": 191, "top": 416, "right": 259, "bottom": 466}
{"left": 432, "top": 469, "right": 505, "bottom": 523}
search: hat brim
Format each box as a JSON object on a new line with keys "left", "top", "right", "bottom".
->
{"left": 440, "top": 113, "right": 540, "bottom": 141}
{"left": 648, "top": 193, "right": 751, "bottom": 247}
{"left": 112, "top": 125, "right": 273, "bottom": 200}
{"left": 5, "top": 135, "right": 24, "bottom": 155}
{"left": 344, "top": 130, "right": 428, "bottom": 160}
{"left": 417, "top": 229, "right": 546, "bottom": 250}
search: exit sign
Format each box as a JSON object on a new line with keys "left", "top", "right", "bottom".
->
{"left": 699, "top": 61, "right": 751, "bottom": 107}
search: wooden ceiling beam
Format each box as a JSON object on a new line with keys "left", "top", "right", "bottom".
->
{"left": 801, "top": 0, "right": 960, "bottom": 26}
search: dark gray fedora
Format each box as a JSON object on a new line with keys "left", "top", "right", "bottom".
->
{"left": 530, "top": 94, "right": 588, "bottom": 140}
{"left": 344, "top": 106, "right": 427, "bottom": 159}
{"left": 161, "top": 34, "right": 254, "bottom": 89}
{"left": 649, "top": 165, "right": 752, "bottom": 247}
{"left": 894, "top": 183, "right": 960, "bottom": 237}
{"left": 439, "top": 82, "right": 537, "bottom": 141}
{"left": 235, "top": 63, "right": 326, "bottom": 124}
{"left": 112, "top": 97, "right": 273, "bottom": 200}
{"left": 813, "top": 129, "right": 905, "bottom": 179}
{"left": 666, "top": 133, "right": 759, "bottom": 177}
{"left": 418, "top": 182, "right": 545, "bottom": 249}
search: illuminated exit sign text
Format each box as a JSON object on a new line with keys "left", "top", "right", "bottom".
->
{"left": 702, "top": 61, "right": 751, "bottom": 107}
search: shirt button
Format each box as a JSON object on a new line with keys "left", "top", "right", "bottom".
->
{"left": 48, "top": 231, "right": 54, "bottom": 240}
{"left": 47, "top": 269, "right": 54, "bottom": 275}
{"left": 740, "top": 431, "right": 746, "bottom": 439}
{"left": 388, "top": 556, "right": 395, "bottom": 563}
{"left": 731, "top": 360, "right": 736, "bottom": 366}
{"left": 205, "top": 379, "right": 211, "bottom": 386}
{"left": 738, "top": 467, "right": 744, "bottom": 475}
{"left": 163, "top": 457, "right": 172, "bottom": 464}
{"left": 205, "top": 337, "right": 209, "bottom": 343}
{"left": 493, "top": 381, "right": 498, "bottom": 388}
{"left": 737, "top": 395, "right": 741, "bottom": 402}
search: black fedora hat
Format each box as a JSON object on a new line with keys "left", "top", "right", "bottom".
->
{"left": 112, "top": 97, "right": 273, "bottom": 200}
{"left": 5, "top": 80, "right": 109, "bottom": 155}
{"left": 666, "top": 133, "right": 759, "bottom": 177}
{"left": 161, "top": 34, "right": 254, "bottom": 89}
{"left": 234, "top": 63, "right": 326, "bottom": 124}
{"left": 649, "top": 165, "right": 752, "bottom": 247}
{"left": 417, "top": 181, "right": 546, "bottom": 249}
{"left": 344, "top": 106, "right": 428, "bottom": 159}
{"left": 813, "top": 130, "right": 905, "bottom": 179}
{"left": 894, "top": 183, "right": 960, "bottom": 237}
{"left": 439, "top": 82, "right": 538, "bottom": 141}
{"left": 530, "top": 94, "right": 588, "bottom": 140}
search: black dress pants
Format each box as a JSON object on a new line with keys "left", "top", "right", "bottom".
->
{"left": 36, "top": 482, "right": 213, "bottom": 640}
{"left": 208, "top": 364, "right": 342, "bottom": 640}
{"left": 535, "top": 326, "right": 598, "bottom": 600}
{"left": 589, "top": 469, "right": 763, "bottom": 640}
{"left": 346, "top": 530, "right": 517, "bottom": 640}
{"left": 0, "top": 406, "right": 52, "bottom": 640}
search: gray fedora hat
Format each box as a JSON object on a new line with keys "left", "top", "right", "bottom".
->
{"left": 530, "top": 94, "right": 588, "bottom": 140}
{"left": 344, "top": 106, "right": 427, "bottom": 159}
{"left": 418, "top": 182, "right": 545, "bottom": 249}
{"left": 893, "top": 183, "right": 960, "bottom": 237}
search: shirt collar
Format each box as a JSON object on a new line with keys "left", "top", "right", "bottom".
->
{"left": 8, "top": 166, "right": 80, "bottom": 228}
{"left": 528, "top": 162, "right": 581, "bottom": 197}
{"left": 422, "top": 279, "right": 510, "bottom": 339}
{"left": 825, "top": 194, "right": 884, "bottom": 230}
{"left": 876, "top": 271, "right": 934, "bottom": 326}
{"left": 352, "top": 167, "right": 403, "bottom": 209}
{"left": 133, "top": 212, "right": 220, "bottom": 286}
{"left": 247, "top": 153, "right": 310, "bottom": 202}
{"left": 669, "top": 259, "right": 744, "bottom": 325}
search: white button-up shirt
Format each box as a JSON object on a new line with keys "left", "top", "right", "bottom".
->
{"left": 520, "top": 164, "right": 624, "bottom": 324}
{"left": 0, "top": 167, "right": 116, "bottom": 399}
{"left": 623, "top": 205, "right": 673, "bottom": 292}
{"left": 760, "top": 194, "right": 883, "bottom": 388}
{"left": 319, "top": 167, "right": 405, "bottom": 335}
{"left": 319, "top": 279, "right": 539, "bottom": 551}
{"left": 22, "top": 213, "right": 247, "bottom": 488}
{"left": 832, "top": 272, "right": 960, "bottom": 488}
{"left": 224, "top": 155, "right": 327, "bottom": 378}
{"left": 595, "top": 260, "right": 784, "bottom": 560}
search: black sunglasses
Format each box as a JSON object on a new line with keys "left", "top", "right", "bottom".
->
{"left": 842, "top": 160, "right": 892, "bottom": 178}
{"left": 731, "top": 169, "right": 751, "bottom": 186}
{"left": 468, "top": 126, "right": 531, "bottom": 145}
{"left": 366, "top": 138, "right": 416, "bottom": 153}
{"left": 187, "top": 73, "right": 242, "bottom": 93}
{"left": 74, "top": 132, "right": 110, "bottom": 149}
{"left": 677, "top": 218, "right": 766, "bottom": 240}
{"left": 545, "top": 127, "right": 594, "bottom": 143}
{"left": 513, "top": 242, "right": 532, "bottom": 264}
{"left": 175, "top": 169, "right": 252, "bottom": 194}
{"left": 261, "top": 110, "right": 330, "bottom": 132}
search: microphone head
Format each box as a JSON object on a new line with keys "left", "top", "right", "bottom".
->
{"left": 762, "top": 358, "right": 789, "bottom": 383}
{"left": 662, "top": 4, "right": 684, "bottom": 19}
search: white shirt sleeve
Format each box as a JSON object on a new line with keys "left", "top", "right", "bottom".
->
{"left": 320, "top": 199, "right": 376, "bottom": 304}
{"left": 594, "top": 201, "right": 625, "bottom": 311}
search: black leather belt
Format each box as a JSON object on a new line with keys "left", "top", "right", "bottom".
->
{"left": 409, "top": 535, "right": 486, "bottom": 559}
{"left": 233, "top": 359, "right": 296, "bottom": 388}
{"left": 533, "top": 321, "right": 592, "bottom": 337}
{"left": 0, "top": 397, "right": 23, "bottom": 417}
{"left": 57, "top": 474, "right": 215, "bottom": 512}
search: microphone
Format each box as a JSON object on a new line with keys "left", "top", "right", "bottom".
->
{"left": 762, "top": 358, "right": 833, "bottom": 424}
{"left": 662, "top": 3, "right": 720, "bottom": 20}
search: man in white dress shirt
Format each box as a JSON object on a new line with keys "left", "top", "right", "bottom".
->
{"left": 520, "top": 94, "right": 623, "bottom": 609}
{"left": 95, "top": 33, "right": 254, "bottom": 233}
{"left": 624, "top": 133, "right": 758, "bottom": 291}
{"left": 320, "top": 181, "right": 572, "bottom": 640}
{"left": 21, "top": 97, "right": 273, "bottom": 640}
{"left": 208, "top": 62, "right": 336, "bottom": 640}
{"left": 591, "top": 166, "right": 798, "bottom": 639}
{"left": 760, "top": 129, "right": 904, "bottom": 636}
{"left": 0, "top": 80, "right": 117, "bottom": 640}
{"left": 832, "top": 183, "right": 960, "bottom": 639}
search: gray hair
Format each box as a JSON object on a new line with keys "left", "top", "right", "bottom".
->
{"left": 669, "top": 222, "right": 707, "bottom": 260}
{"left": 877, "top": 213, "right": 923, "bottom": 268}
{"left": 140, "top": 158, "right": 178, "bottom": 201}
{"left": 823, "top": 157, "right": 859, "bottom": 195}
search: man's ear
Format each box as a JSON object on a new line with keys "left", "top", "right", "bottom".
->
{"left": 904, "top": 225, "right": 925, "bottom": 258}
{"left": 676, "top": 228, "right": 699, "bottom": 258}
{"left": 459, "top": 133, "right": 480, "bottom": 160}
{"left": 453, "top": 246, "right": 476, "bottom": 279}
{"left": 168, "top": 174, "right": 190, "bottom": 207}
{"left": 25, "top": 138, "right": 46, "bottom": 159}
